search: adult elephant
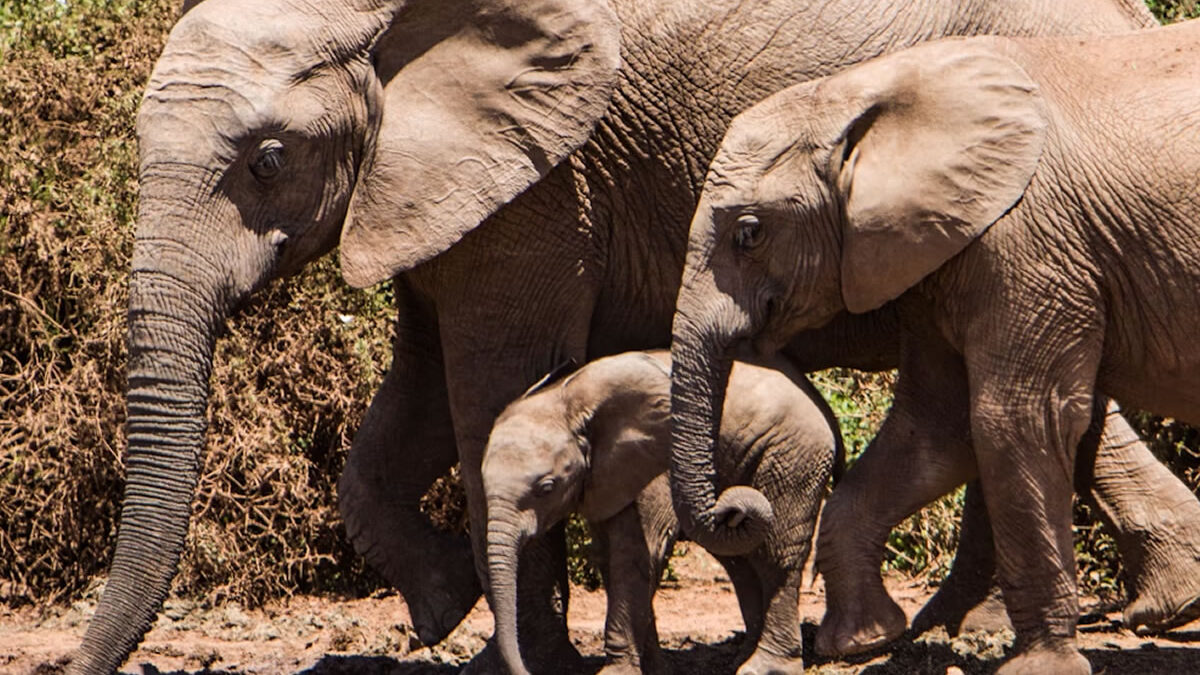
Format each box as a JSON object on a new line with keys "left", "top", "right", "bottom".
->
{"left": 71, "top": 0, "right": 1196, "bottom": 673}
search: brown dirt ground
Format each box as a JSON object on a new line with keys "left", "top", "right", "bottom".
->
{"left": 5, "top": 546, "right": 1200, "bottom": 675}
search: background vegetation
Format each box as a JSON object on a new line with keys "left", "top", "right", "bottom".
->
{"left": 1, "top": 0, "right": 1198, "bottom": 610}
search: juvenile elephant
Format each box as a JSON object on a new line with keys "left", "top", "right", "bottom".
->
{"left": 483, "top": 351, "right": 838, "bottom": 675}
{"left": 75, "top": 0, "right": 1200, "bottom": 673}
{"left": 668, "top": 19, "right": 1200, "bottom": 675}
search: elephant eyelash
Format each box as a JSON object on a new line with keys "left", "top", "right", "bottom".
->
{"left": 249, "top": 139, "right": 286, "bottom": 181}
{"left": 534, "top": 477, "right": 557, "bottom": 496}
{"left": 733, "top": 213, "right": 765, "bottom": 251}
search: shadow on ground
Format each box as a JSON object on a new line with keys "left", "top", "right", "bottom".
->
{"left": 39, "top": 622, "right": 1200, "bottom": 675}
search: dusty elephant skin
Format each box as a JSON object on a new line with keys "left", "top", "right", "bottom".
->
{"left": 73, "top": 0, "right": 1200, "bottom": 673}
{"left": 668, "top": 18, "right": 1200, "bottom": 675}
{"left": 481, "top": 352, "right": 838, "bottom": 674}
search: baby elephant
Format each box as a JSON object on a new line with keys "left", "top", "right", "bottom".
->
{"left": 482, "top": 350, "right": 840, "bottom": 675}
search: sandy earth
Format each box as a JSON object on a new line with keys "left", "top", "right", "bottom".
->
{"left": 5, "top": 546, "right": 1200, "bottom": 675}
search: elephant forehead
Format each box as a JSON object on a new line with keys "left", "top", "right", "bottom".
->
{"left": 175, "top": 0, "right": 380, "bottom": 67}
{"left": 486, "top": 415, "right": 574, "bottom": 464}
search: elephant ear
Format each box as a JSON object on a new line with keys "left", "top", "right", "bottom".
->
{"left": 339, "top": 0, "right": 622, "bottom": 287}
{"left": 824, "top": 40, "right": 1048, "bottom": 313}
{"left": 567, "top": 354, "right": 673, "bottom": 523}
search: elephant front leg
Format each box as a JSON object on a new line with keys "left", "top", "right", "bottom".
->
{"left": 967, "top": 340, "right": 1099, "bottom": 675}
{"left": 717, "top": 555, "right": 765, "bottom": 661}
{"left": 337, "top": 284, "right": 480, "bottom": 646}
{"left": 816, "top": 341, "right": 977, "bottom": 657}
{"left": 594, "top": 476, "right": 677, "bottom": 675}
{"left": 913, "top": 396, "right": 1200, "bottom": 639}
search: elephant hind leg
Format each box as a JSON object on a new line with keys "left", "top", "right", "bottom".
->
{"left": 337, "top": 283, "right": 480, "bottom": 646}
{"left": 1079, "top": 399, "right": 1200, "bottom": 635}
{"left": 910, "top": 481, "right": 1008, "bottom": 637}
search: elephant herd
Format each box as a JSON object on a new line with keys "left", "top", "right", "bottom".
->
{"left": 66, "top": 0, "right": 1200, "bottom": 674}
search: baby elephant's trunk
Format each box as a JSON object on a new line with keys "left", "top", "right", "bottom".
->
{"left": 486, "top": 501, "right": 532, "bottom": 675}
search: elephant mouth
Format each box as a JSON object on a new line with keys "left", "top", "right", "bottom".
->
{"left": 749, "top": 296, "right": 790, "bottom": 356}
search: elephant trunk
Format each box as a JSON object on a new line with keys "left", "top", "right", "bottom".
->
{"left": 486, "top": 502, "right": 533, "bottom": 675}
{"left": 668, "top": 266, "right": 774, "bottom": 557}
{"left": 69, "top": 178, "right": 230, "bottom": 675}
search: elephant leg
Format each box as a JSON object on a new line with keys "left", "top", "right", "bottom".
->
{"left": 595, "top": 476, "right": 676, "bottom": 675}
{"left": 966, "top": 331, "right": 1100, "bottom": 675}
{"left": 913, "top": 395, "right": 1200, "bottom": 638}
{"left": 737, "top": 557, "right": 804, "bottom": 675}
{"left": 337, "top": 280, "right": 480, "bottom": 646}
{"left": 815, "top": 338, "right": 977, "bottom": 657}
{"left": 717, "top": 555, "right": 765, "bottom": 664}
{"left": 449, "top": 370, "right": 586, "bottom": 673}
{"left": 910, "top": 481, "right": 1008, "bottom": 637}
{"left": 430, "top": 268, "right": 598, "bottom": 666}
{"left": 1078, "top": 398, "right": 1200, "bottom": 634}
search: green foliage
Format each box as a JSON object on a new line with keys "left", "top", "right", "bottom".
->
{"left": 809, "top": 369, "right": 895, "bottom": 464}
{"left": 811, "top": 369, "right": 962, "bottom": 580}
{"left": 1145, "top": 0, "right": 1200, "bottom": 22}
{"left": 566, "top": 514, "right": 604, "bottom": 590}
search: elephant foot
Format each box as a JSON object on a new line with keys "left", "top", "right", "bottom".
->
{"left": 736, "top": 649, "right": 805, "bottom": 675}
{"left": 598, "top": 656, "right": 665, "bottom": 675}
{"left": 912, "top": 582, "right": 1010, "bottom": 637}
{"left": 597, "top": 664, "right": 642, "bottom": 675}
{"left": 815, "top": 583, "right": 906, "bottom": 656}
{"left": 1122, "top": 543, "right": 1200, "bottom": 635}
{"left": 600, "top": 643, "right": 668, "bottom": 675}
{"left": 406, "top": 572, "right": 483, "bottom": 647}
{"left": 391, "top": 536, "right": 482, "bottom": 646}
{"left": 997, "top": 636, "right": 1089, "bottom": 675}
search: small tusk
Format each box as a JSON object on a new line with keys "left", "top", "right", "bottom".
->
{"left": 725, "top": 511, "right": 746, "bottom": 529}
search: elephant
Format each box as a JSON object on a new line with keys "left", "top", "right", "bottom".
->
{"left": 667, "top": 18, "right": 1200, "bottom": 674}
{"left": 482, "top": 351, "right": 838, "bottom": 674}
{"left": 70, "top": 0, "right": 1200, "bottom": 673}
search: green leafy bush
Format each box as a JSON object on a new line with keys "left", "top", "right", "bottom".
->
{"left": 1146, "top": 0, "right": 1200, "bottom": 22}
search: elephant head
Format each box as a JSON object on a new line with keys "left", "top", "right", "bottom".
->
{"left": 669, "top": 39, "right": 1047, "bottom": 555}
{"left": 74, "top": 1, "right": 621, "bottom": 672}
{"left": 482, "top": 352, "right": 673, "bottom": 674}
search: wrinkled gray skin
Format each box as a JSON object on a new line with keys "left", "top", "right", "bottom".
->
{"left": 669, "top": 21, "right": 1200, "bottom": 674}
{"left": 71, "top": 0, "right": 1200, "bottom": 673}
{"left": 483, "top": 351, "right": 837, "bottom": 675}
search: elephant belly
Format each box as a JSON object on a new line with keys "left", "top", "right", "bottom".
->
{"left": 1101, "top": 361, "right": 1200, "bottom": 427}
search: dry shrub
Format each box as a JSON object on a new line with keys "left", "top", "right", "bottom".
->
{"left": 0, "top": 0, "right": 401, "bottom": 607}
{"left": 1, "top": 0, "right": 175, "bottom": 605}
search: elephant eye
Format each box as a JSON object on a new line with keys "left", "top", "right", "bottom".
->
{"left": 250, "top": 139, "right": 285, "bottom": 181}
{"left": 535, "top": 477, "right": 557, "bottom": 497}
{"left": 733, "top": 213, "right": 763, "bottom": 251}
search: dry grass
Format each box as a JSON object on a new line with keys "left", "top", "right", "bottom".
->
{"left": 0, "top": 0, "right": 401, "bottom": 607}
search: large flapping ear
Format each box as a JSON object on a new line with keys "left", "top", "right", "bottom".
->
{"left": 820, "top": 40, "right": 1047, "bottom": 313}
{"left": 566, "top": 353, "right": 673, "bottom": 523}
{"left": 339, "top": 0, "right": 622, "bottom": 287}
